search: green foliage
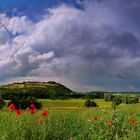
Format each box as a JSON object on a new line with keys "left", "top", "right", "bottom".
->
{"left": 84, "top": 91, "right": 104, "bottom": 99}
{"left": 111, "top": 96, "right": 122, "bottom": 110}
{"left": 84, "top": 99, "right": 98, "bottom": 107}
{"left": 0, "top": 97, "right": 5, "bottom": 109}
{"left": 104, "top": 93, "right": 114, "bottom": 101}
{"left": 113, "top": 96, "right": 122, "bottom": 105}
{"left": 69, "top": 92, "right": 85, "bottom": 98}
{"left": 0, "top": 104, "right": 139, "bottom": 140}
{"left": 8, "top": 96, "right": 42, "bottom": 109}
{"left": 105, "top": 94, "right": 139, "bottom": 106}
{"left": 124, "top": 96, "right": 139, "bottom": 104}
{"left": 0, "top": 81, "right": 71, "bottom": 99}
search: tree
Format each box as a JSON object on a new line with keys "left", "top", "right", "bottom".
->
{"left": 111, "top": 96, "right": 122, "bottom": 111}
{"left": 104, "top": 93, "right": 114, "bottom": 101}
{"left": 84, "top": 99, "right": 98, "bottom": 107}
{"left": 124, "top": 96, "right": 139, "bottom": 104}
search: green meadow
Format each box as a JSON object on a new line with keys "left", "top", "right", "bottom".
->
{"left": 40, "top": 98, "right": 140, "bottom": 111}
{"left": 39, "top": 99, "right": 112, "bottom": 113}
{"left": 0, "top": 99, "right": 139, "bottom": 140}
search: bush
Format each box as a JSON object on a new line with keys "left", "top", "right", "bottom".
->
{"left": 124, "top": 97, "right": 139, "bottom": 104}
{"left": 113, "top": 96, "right": 122, "bottom": 105}
{"left": 84, "top": 99, "right": 98, "bottom": 107}
{"left": 0, "top": 97, "right": 6, "bottom": 109}
{"left": 7, "top": 96, "right": 42, "bottom": 109}
{"left": 104, "top": 94, "right": 114, "bottom": 101}
{"left": 111, "top": 96, "right": 122, "bottom": 110}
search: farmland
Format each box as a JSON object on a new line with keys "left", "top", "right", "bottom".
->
{"left": 0, "top": 82, "right": 140, "bottom": 139}
{"left": 0, "top": 99, "right": 139, "bottom": 140}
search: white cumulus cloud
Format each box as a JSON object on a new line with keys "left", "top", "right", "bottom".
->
{"left": 0, "top": 2, "right": 140, "bottom": 91}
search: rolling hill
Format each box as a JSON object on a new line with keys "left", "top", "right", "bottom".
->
{"left": 0, "top": 81, "right": 72, "bottom": 99}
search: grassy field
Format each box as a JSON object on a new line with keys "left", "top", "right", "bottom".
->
{"left": 40, "top": 98, "right": 140, "bottom": 111}
{"left": 0, "top": 99, "right": 140, "bottom": 140}
{"left": 40, "top": 99, "right": 112, "bottom": 107}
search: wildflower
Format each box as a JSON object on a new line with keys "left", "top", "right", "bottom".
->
{"left": 41, "top": 110, "right": 48, "bottom": 117}
{"left": 31, "top": 104, "right": 35, "bottom": 109}
{"left": 16, "top": 110, "right": 22, "bottom": 116}
{"left": 30, "top": 108, "right": 36, "bottom": 115}
{"left": 9, "top": 104, "right": 15, "bottom": 110}
{"left": 130, "top": 119, "right": 135, "bottom": 125}
{"left": 108, "top": 120, "right": 114, "bottom": 126}
{"left": 26, "top": 107, "right": 30, "bottom": 111}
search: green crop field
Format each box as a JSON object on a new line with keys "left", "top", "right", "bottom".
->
{"left": 40, "top": 98, "right": 140, "bottom": 111}
{"left": 0, "top": 99, "right": 139, "bottom": 140}
{"left": 38, "top": 99, "right": 112, "bottom": 112}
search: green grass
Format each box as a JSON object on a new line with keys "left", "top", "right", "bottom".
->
{"left": 1, "top": 99, "right": 140, "bottom": 140}
{"left": 39, "top": 99, "right": 112, "bottom": 108}
{"left": 40, "top": 99, "right": 85, "bottom": 108}
{"left": 37, "top": 99, "right": 112, "bottom": 113}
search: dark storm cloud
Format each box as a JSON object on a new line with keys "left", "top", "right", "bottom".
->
{"left": 98, "top": 0, "right": 140, "bottom": 31}
{"left": 0, "top": 0, "right": 140, "bottom": 91}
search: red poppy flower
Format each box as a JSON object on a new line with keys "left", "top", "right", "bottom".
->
{"left": 9, "top": 104, "right": 15, "bottom": 110}
{"left": 108, "top": 120, "right": 114, "bottom": 126}
{"left": 16, "top": 110, "right": 22, "bottom": 115}
{"left": 130, "top": 119, "right": 135, "bottom": 125}
{"left": 26, "top": 107, "right": 30, "bottom": 111}
{"left": 30, "top": 108, "right": 36, "bottom": 115}
{"left": 41, "top": 110, "right": 48, "bottom": 117}
{"left": 31, "top": 104, "right": 35, "bottom": 109}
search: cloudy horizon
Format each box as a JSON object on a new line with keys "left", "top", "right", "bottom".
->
{"left": 0, "top": 0, "right": 140, "bottom": 92}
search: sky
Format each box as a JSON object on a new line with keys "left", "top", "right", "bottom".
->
{"left": 0, "top": 0, "right": 140, "bottom": 92}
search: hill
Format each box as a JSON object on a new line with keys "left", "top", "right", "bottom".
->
{"left": 0, "top": 81, "right": 72, "bottom": 99}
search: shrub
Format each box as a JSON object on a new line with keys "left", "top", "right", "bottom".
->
{"left": 111, "top": 96, "right": 122, "bottom": 110}
{"left": 113, "top": 96, "right": 122, "bottom": 105}
{"left": 124, "top": 97, "right": 139, "bottom": 104}
{"left": 7, "top": 96, "right": 42, "bottom": 109}
{"left": 104, "top": 93, "right": 114, "bottom": 101}
{"left": 0, "top": 97, "right": 6, "bottom": 109}
{"left": 84, "top": 99, "right": 98, "bottom": 107}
